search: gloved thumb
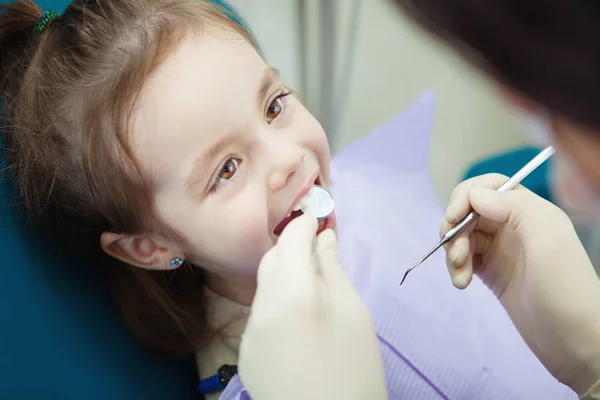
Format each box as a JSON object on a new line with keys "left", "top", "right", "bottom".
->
{"left": 316, "top": 229, "right": 344, "bottom": 276}
{"left": 469, "top": 187, "right": 532, "bottom": 231}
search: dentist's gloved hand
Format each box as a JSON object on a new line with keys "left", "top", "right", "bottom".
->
{"left": 442, "top": 173, "right": 600, "bottom": 396}
{"left": 238, "top": 214, "right": 387, "bottom": 400}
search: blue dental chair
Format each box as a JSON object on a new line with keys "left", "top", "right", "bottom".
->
{"left": 0, "top": 1, "right": 246, "bottom": 399}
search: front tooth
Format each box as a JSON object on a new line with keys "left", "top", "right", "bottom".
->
{"left": 299, "top": 186, "right": 315, "bottom": 209}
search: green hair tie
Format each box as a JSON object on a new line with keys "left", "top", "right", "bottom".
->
{"left": 36, "top": 10, "right": 59, "bottom": 36}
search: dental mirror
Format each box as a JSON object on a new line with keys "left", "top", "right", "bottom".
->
{"left": 300, "top": 185, "right": 334, "bottom": 220}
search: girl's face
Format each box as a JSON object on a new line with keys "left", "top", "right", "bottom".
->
{"left": 126, "top": 32, "right": 332, "bottom": 293}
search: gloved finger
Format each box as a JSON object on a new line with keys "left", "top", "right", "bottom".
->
{"left": 440, "top": 219, "right": 449, "bottom": 239}
{"left": 446, "top": 250, "right": 473, "bottom": 289}
{"left": 468, "top": 187, "right": 551, "bottom": 235}
{"left": 470, "top": 231, "right": 497, "bottom": 284}
{"left": 254, "top": 246, "right": 280, "bottom": 305}
{"left": 316, "top": 228, "right": 344, "bottom": 278}
{"left": 446, "top": 173, "right": 518, "bottom": 224}
{"left": 440, "top": 209, "right": 502, "bottom": 237}
{"left": 256, "top": 246, "right": 278, "bottom": 286}
{"left": 471, "top": 230, "right": 495, "bottom": 257}
{"left": 276, "top": 214, "right": 319, "bottom": 266}
{"left": 440, "top": 212, "right": 476, "bottom": 260}
{"left": 445, "top": 232, "right": 470, "bottom": 269}
{"left": 444, "top": 228, "right": 471, "bottom": 290}
{"left": 446, "top": 231, "right": 494, "bottom": 289}
{"left": 470, "top": 187, "right": 576, "bottom": 246}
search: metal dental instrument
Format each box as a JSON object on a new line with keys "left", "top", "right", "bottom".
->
{"left": 399, "top": 145, "right": 556, "bottom": 286}
{"left": 301, "top": 185, "right": 335, "bottom": 273}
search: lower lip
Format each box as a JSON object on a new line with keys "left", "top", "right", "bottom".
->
{"left": 273, "top": 210, "right": 336, "bottom": 238}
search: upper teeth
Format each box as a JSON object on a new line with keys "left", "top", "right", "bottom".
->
{"left": 292, "top": 185, "right": 315, "bottom": 212}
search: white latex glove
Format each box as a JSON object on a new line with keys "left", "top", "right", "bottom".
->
{"left": 441, "top": 173, "right": 600, "bottom": 395}
{"left": 238, "top": 214, "right": 387, "bottom": 400}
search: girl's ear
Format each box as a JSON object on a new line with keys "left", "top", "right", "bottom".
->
{"left": 100, "top": 232, "right": 182, "bottom": 270}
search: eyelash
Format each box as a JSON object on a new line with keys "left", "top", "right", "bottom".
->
{"left": 266, "top": 90, "right": 293, "bottom": 124}
{"left": 208, "top": 90, "right": 293, "bottom": 195}
{"left": 209, "top": 157, "right": 241, "bottom": 194}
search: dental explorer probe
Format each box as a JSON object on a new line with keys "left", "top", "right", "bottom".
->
{"left": 399, "top": 145, "right": 556, "bottom": 286}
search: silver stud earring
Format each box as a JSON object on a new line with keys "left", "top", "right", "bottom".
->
{"left": 170, "top": 257, "right": 183, "bottom": 268}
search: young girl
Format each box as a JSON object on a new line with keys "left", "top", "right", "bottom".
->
{"left": 0, "top": 1, "right": 577, "bottom": 399}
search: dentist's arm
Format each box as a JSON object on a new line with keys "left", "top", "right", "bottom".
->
{"left": 238, "top": 215, "right": 388, "bottom": 400}
{"left": 441, "top": 173, "right": 600, "bottom": 397}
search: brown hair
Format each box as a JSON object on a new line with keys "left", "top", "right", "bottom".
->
{"left": 0, "top": 0, "right": 257, "bottom": 357}
{"left": 391, "top": 0, "right": 600, "bottom": 132}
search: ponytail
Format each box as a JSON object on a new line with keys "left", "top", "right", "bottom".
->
{"left": 0, "top": 1, "right": 43, "bottom": 96}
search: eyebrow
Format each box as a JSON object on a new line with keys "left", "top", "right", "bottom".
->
{"left": 184, "top": 67, "right": 281, "bottom": 192}
{"left": 258, "top": 67, "right": 281, "bottom": 107}
{"left": 183, "top": 134, "right": 230, "bottom": 191}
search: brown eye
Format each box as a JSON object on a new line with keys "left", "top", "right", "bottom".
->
{"left": 217, "top": 158, "right": 239, "bottom": 182}
{"left": 266, "top": 97, "right": 283, "bottom": 123}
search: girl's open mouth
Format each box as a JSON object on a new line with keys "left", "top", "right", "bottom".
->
{"left": 273, "top": 177, "right": 335, "bottom": 236}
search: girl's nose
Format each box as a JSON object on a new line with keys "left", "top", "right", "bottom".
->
{"left": 267, "top": 149, "right": 304, "bottom": 191}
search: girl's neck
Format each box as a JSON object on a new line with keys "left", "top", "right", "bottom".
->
{"left": 205, "top": 272, "right": 257, "bottom": 306}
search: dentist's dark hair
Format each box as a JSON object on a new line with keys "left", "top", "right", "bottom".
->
{"left": 0, "top": 0, "right": 256, "bottom": 357}
{"left": 391, "top": 0, "right": 600, "bottom": 131}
